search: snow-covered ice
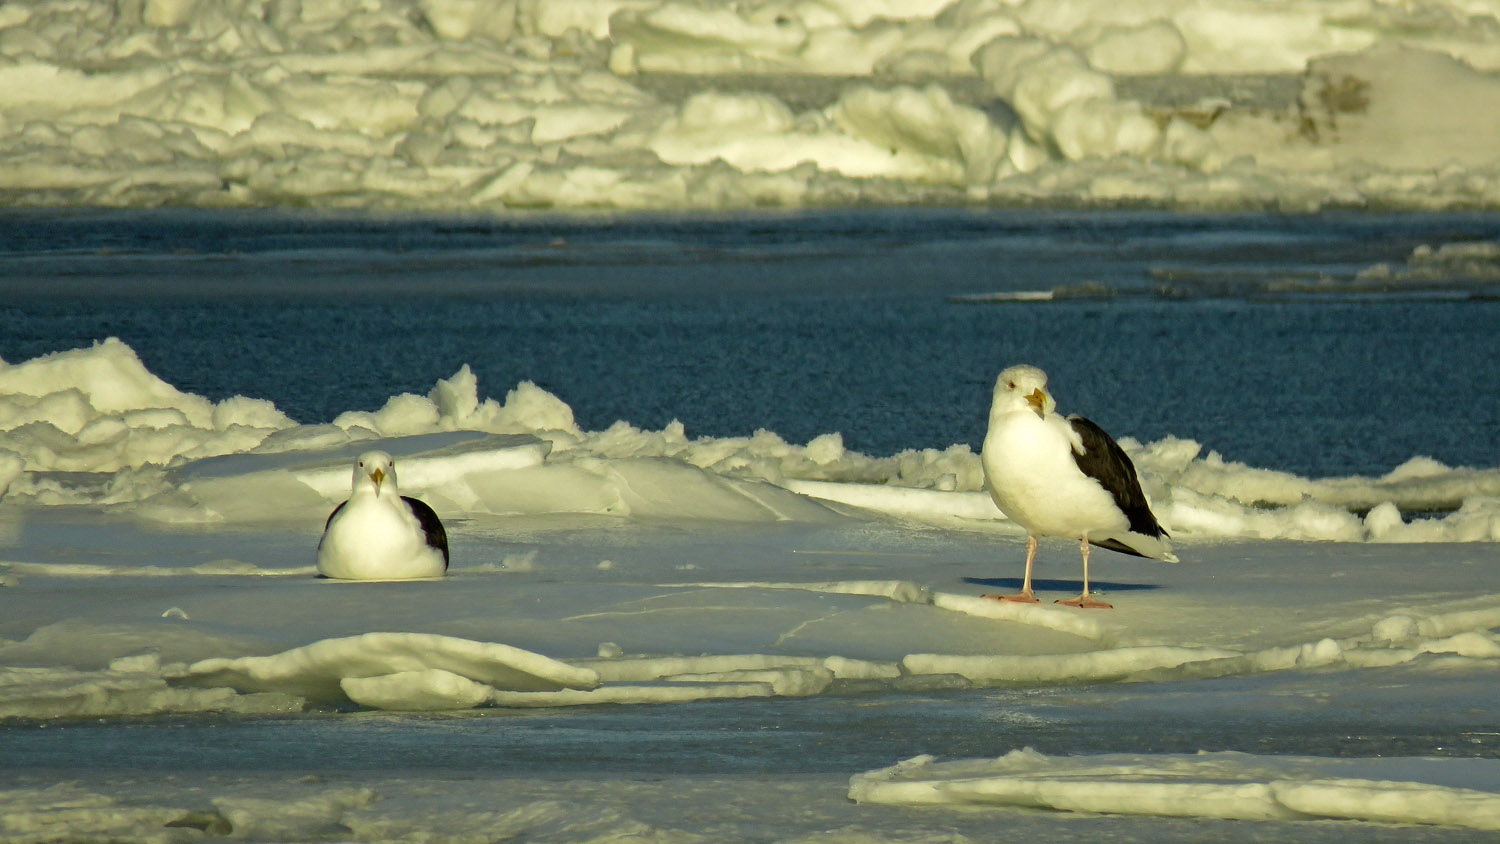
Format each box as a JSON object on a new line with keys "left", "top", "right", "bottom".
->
{"left": 7, "top": 0, "right": 1500, "bottom": 828}
{"left": 10, "top": 0, "right": 1500, "bottom": 210}
{"left": 2, "top": 337, "right": 1499, "bottom": 838}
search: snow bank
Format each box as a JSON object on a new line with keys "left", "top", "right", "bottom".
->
{"left": 851, "top": 750, "right": 1500, "bottom": 830}
{"left": 6, "top": 0, "right": 1500, "bottom": 210}
{"left": 3, "top": 339, "right": 1498, "bottom": 543}
{"left": 0, "top": 338, "right": 291, "bottom": 480}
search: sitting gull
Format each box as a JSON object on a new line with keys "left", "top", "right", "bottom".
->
{"left": 980, "top": 365, "right": 1175, "bottom": 609}
{"left": 316, "top": 450, "right": 449, "bottom": 580}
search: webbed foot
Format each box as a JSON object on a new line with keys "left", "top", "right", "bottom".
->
{"left": 1055, "top": 594, "right": 1112, "bottom": 609}
{"left": 982, "top": 591, "right": 1040, "bottom": 603}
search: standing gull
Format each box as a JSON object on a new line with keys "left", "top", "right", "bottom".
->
{"left": 316, "top": 450, "right": 449, "bottom": 580}
{"left": 980, "top": 365, "right": 1175, "bottom": 609}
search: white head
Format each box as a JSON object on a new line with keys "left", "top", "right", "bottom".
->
{"left": 991, "top": 364, "right": 1055, "bottom": 421}
{"left": 351, "top": 450, "right": 398, "bottom": 498}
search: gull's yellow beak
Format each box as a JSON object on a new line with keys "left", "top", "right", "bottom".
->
{"left": 370, "top": 467, "right": 385, "bottom": 488}
{"left": 1025, "top": 388, "right": 1046, "bottom": 413}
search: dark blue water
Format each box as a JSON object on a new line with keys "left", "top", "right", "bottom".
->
{"left": 3, "top": 207, "right": 1498, "bottom": 477}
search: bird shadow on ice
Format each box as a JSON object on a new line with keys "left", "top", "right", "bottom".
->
{"left": 962, "top": 577, "right": 1163, "bottom": 593}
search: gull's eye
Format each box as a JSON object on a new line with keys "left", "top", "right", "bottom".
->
{"left": 1006, "top": 381, "right": 1015, "bottom": 389}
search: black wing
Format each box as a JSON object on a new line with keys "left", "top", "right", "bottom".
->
{"left": 403, "top": 496, "right": 450, "bottom": 569}
{"left": 1068, "top": 415, "right": 1167, "bottom": 546}
{"left": 323, "top": 500, "right": 347, "bottom": 532}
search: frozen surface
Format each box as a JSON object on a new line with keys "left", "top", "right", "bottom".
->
{"left": 8, "top": 0, "right": 1500, "bottom": 211}
{"left": 2, "top": 336, "right": 1499, "bottom": 839}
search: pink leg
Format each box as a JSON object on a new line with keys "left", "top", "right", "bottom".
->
{"left": 984, "top": 534, "right": 1040, "bottom": 603}
{"left": 1056, "top": 537, "right": 1112, "bottom": 609}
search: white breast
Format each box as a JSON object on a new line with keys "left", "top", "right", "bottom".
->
{"left": 316, "top": 497, "right": 446, "bottom": 580}
{"left": 981, "top": 412, "right": 1129, "bottom": 539}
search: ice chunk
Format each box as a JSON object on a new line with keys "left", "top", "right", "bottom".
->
{"left": 574, "top": 652, "right": 895, "bottom": 684}
{"left": 1371, "top": 614, "right": 1420, "bottom": 645}
{"left": 1161, "top": 488, "right": 1365, "bottom": 541}
{"left": 1270, "top": 777, "right": 1500, "bottom": 829}
{"left": 971, "top": 36, "right": 1160, "bottom": 164}
{"left": 490, "top": 681, "right": 775, "bottom": 707}
{"left": 0, "top": 450, "right": 21, "bottom": 501}
{"left": 679, "top": 579, "right": 933, "bottom": 604}
{"left": 1080, "top": 20, "right": 1186, "bottom": 75}
{"left": 902, "top": 645, "right": 1236, "bottom": 685}
{"left": 667, "top": 666, "right": 833, "bottom": 696}
{"left": 0, "top": 338, "right": 292, "bottom": 474}
{"left": 181, "top": 632, "right": 599, "bottom": 701}
{"left": 418, "top": 0, "right": 517, "bottom": 42}
{"left": 829, "top": 84, "right": 1010, "bottom": 185}
{"left": 851, "top": 750, "right": 1500, "bottom": 831}
{"left": 609, "top": 4, "right": 808, "bottom": 75}
{"left": 782, "top": 480, "right": 1001, "bottom": 522}
{"left": 929, "top": 592, "right": 1109, "bottom": 641}
{"left": 1302, "top": 44, "right": 1500, "bottom": 170}
{"left": 1421, "top": 631, "right": 1500, "bottom": 659}
{"left": 340, "top": 668, "right": 495, "bottom": 711}
{"left": 579, "top": 456, "right": 841, "bottom": 521}
{"left": 161, "top": 430, "right": 549, "bottom": 521}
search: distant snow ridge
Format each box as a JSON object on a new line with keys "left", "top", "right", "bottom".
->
{"left": 5, "top": 0, "right": 1500, "bottom": 209}
{"left": 2, "top": 338, "right": 1499, "bottom": 541}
